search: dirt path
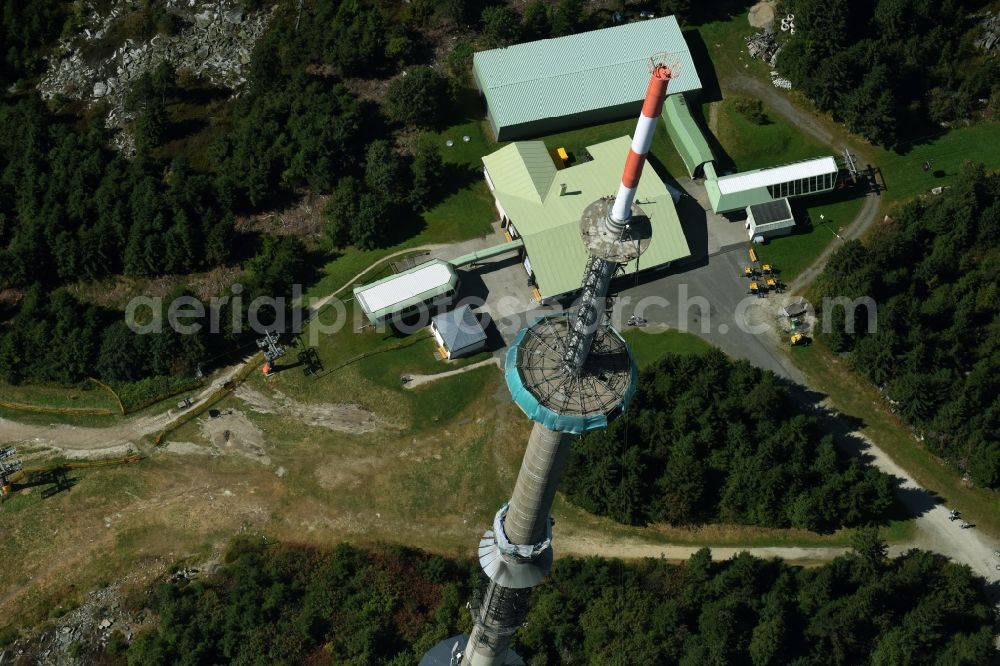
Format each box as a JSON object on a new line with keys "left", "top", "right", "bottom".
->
{"left": 402, "top": 357, "right": 501, "bottom": 389}
{"left": 725, "top": 74, "right": 838, "bottom": 149}
{"left": 559, "top": 533, "right": 862, "bottom": 564}
{"left": 0, "top": 365, "right": 249, "bottom": 455}
{"left": 786, "top": 193, "right": 881, "bottom": 294}
{"left": 723, "top": 72, "right": 885, "bottom": 294}
{"left": 309, "top": 243, "right": 447, "bottom": 311}
{"left": 0, "top": 244, "right": 456, "bottom": 456}
{"left": 724, "top": 77, "right": 1000, "bottom": 583}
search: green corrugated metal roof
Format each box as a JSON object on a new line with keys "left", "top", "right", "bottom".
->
{"left": 663, "top": 94, "right": 714, "bottom": 177}
{"left": 484, "top": 136, "right": 691, "bottom": 298}
{"left": 474, "top": 16, "right": 703, "bottom": 132}
{"left": 482, "top": 143, "right": 557, "bottom": 202}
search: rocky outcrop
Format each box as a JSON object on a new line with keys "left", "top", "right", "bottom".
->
{"left": 37, "top": 0, "right": 273, "bottom": 155}
{"left": 974, "top": 12, "right": 999, "bottom": 53}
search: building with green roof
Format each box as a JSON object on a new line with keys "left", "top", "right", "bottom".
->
{"left": 663, "top": 94, "right": 715, "bottom": 177}
{"left": 483, "top": 136, "right": 690, "bottom": 298}
{"left": 473, "top": 16, "right": 702, "bottom": 140}
{"left": 353, "top": 259, "right": 460, "bottom": 323}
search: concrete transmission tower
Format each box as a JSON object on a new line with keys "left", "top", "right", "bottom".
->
{"left": 422, "top": 56, "right": 677, "bottom": 666}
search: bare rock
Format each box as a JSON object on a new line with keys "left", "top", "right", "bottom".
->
{"left": 194, "top": 10, "right": 214, "bottom": 28}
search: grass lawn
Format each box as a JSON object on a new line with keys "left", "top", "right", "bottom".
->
{"left": 714, "top": 97, "right": 828, "bottom": 171}
{"left": 264, "top": 299, "right": 493, "bottom": 435}
{"left": 307, "top": 109, "right": 697, "bottom": 304}
{"left": 303, "top": 247, "right": 406, "bottom": 301}
{"left": 708, "top": 95, "right": 865, "bottom": 281}
{"left": 0, "top": 380, "right": 120, "bottom": 414}
{"left": 623, "top": 327, "right": 712, "bottom": 367}
{"left": 870, "top": 122, "right": 1000, "bottom": 206}
{"left": 305, "top": 111, "right": 499, "bottom": 304}
{"left": 752, "top": 195, "right": 865, "bottom": 281}
{"left": 789, "top": 343, "right": 1000, "bottom": 538}
{"left": 695, "top": 18, "right": 769, "bottom": 87}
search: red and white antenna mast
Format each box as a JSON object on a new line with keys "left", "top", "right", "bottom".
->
{"left": 610, "top": 54, "right": 678, "bottom": 225}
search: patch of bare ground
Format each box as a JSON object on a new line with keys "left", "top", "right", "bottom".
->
{"left": 748, "top": 1, "right": 777, "bottom": 29}
{"left": 163, "top": 440, "right": 217, "bottom": 457}
{"left": 314, "top": 457, "right": 383, "bottom": 491}
{"left": 198, "top": 409, "right": 269, "bottom": 465}
{"left": 235, "top": 384, "right": 380, "bottom": 434}
{"left": 0, "top": 287, "right": 23, "bottom": 310}
{"left": 65, "top": 264, "right": 245, "bottom": 309}
{"left": 234, "top": 191, "right": 328, "bottom": 238}
{"left": 341, "top": 75, "right": 392, "bottom": 105}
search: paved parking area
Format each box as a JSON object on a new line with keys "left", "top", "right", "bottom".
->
{"left": 449, "top": 188, "right": 803, "bottom": 376}
{"left": 674, "top": 176, "right": 749, "bottom": 256}
{"left": 614, "top": 249, "right": 804, "bottom": 381}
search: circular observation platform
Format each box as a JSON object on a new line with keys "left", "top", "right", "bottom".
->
{"left": 505, "top": 313, "right": 637, "bottom": 435}
{"left": 579, "top": 198, "right": 652, "bottom": 264}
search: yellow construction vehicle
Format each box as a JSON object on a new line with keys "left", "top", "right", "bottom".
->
{"left": 749, "top": 247, "right": 758, "bottom": 263}
{"left": 790, "top": 333, "right": 809, "bottom": 346}
{"left": 762, "top": 263, "right": 773, "bottom": 275}
{"left": 744, "top": 265, "right": 755, "bottom": 278}
{"left": 749, "top": 281, "right": 761, "bottom": 296}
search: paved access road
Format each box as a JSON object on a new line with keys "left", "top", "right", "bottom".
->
{"left": 607, "top": 256, "right": 1000, "bottom": 595}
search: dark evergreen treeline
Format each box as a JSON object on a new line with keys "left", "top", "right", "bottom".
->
{"left": 777, "top": 0, "right": 999, "bottom": 147}
{"left": 126, "top": 541, "right": 471, "bottom": 666}
{"left": 112, "top": 537, "right": 995, "bottom": 665}
{"left": 563, "top": 350, "right": 895, "bottom": 531}
{"left": 0, "top": 0, "right": 458, "bottom": 387}
{"left": 0, "top": 284, "right": 205, "bottom": 386}
{"left": 0, "top": 0, "right": 62, "bottom": 87}
{"left": 816, "top": 165, "right": 1000, "bottom": 488}
{"left": 0, "top": 232, "right": 308, "bottom": 386}
{"left": 0, "top": 96, "right": 234, "bottom": 286}
{"left": 520, "top": 536, "right": 996, "bottom": 665}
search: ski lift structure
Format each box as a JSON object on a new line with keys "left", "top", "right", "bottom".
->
{"left": 257, "top": 330, "right": 287, "bottom": 376}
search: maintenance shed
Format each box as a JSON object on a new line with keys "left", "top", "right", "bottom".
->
{"left": 746, "top": 198, "right": 795, "bottom": 239}
{"left": 663, "top": 94, "right": 714, "bottom": 177}
{"left": 483, "top": 136, "right": 690, "bottom": 299}
{"left": 354, "top": 259, "right": 459, "bottom": 324}
{"left": 473, "top": 16, "right": 702, "bottom": 141}
{"left": 431, "top": 306, "right": 487, "bottom": 359}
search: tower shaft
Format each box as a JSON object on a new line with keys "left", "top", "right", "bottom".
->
{"left": 424, "top": 55, "right": 677, "bottom": 666}
{"left": 506, "top": 424, "right": 573, "bottom": 545}
{"left": 462, "top": 423, "right": 571, "bottom": 666}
